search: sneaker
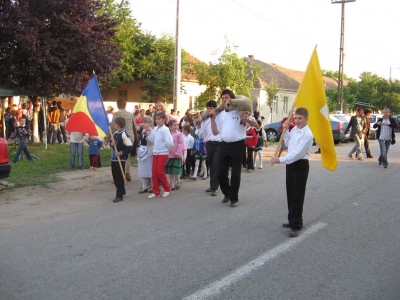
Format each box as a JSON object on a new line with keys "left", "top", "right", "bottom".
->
{"left": 189, "top": 176, "right": 197, "bottom": 181}
{"left": 246, "top": 169, "right": 253, "bottom": 173}
{"left": 358, "top": 157, "right": 364, "bottom": 161}
{"left": 206, "top": 187, "right": 213, "bottom": 192}
{"left": 171, "top": 186, "right": 176, "bottom": 191}
{"left": 230, "top": 202, "right": 238, "bottom": 207}
{"left": 181, "top": 175, "right": 189, "bottom": 179}
{"left": 93, "top": 167, "right": 98, "bottom": 171}
{"left": 89, "top": 167, "right": 94, "bottom": 171}
{"left": 384, "top": 165, "right": 388, "bottom": 168}
{"left": 222, "top": 197, "right": 230, "bottom": 203}
{"left": 211, "top": 190, "right": 218, "bottom": 196}
{"left": 259, "top": 166, "right": 263, "bottom": 169}
{"left": 348, "top": 154, "right": 355, "bottom": 160}
{"left": 176, "top": 183, "right": 181, "bottom": 189}
{"left": 148, "top": 189, "right": 153, "bottom": 193}
{"left": 139, "top": 188, "right": 148, "bottom": 194}
{"left": 162, "top": 192, "right": 170, "bottom": 198}
{"left": 148, "top": 194, "right": 160, "bottom": 199}
{"left": 201, "top": 176, "right": 208, "bottom": 180}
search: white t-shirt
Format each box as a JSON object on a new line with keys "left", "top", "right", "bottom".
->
{"left": 216, "top": 110, "right": 254, "bottom": 143}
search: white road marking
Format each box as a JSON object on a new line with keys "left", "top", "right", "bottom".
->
{"left": 183, "top": 222, "right": 328, "bottom": 300}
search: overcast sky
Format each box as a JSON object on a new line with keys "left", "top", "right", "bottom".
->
{"left": 129, "top": 0, "right": 400, "bottom": 81}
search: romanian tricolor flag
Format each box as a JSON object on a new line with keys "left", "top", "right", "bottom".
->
{"left": 65, "top": 75, "right": 109, "bottom": 139}
{"left": 295, "top": 47, "right": 338, "bottom": 171}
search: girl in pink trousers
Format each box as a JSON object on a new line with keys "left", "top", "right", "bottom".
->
{"left": 146, "top": 112, "right": 174, "bottom": 198}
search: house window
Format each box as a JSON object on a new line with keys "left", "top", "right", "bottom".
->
{"left": 273, "top": 96, "right": 278, "bottom": 114}
{"left": 283, "top": 96, "right": 288, "bottom": 114}
{"left": 119, "top": 90, "right": 127, "bottom": 100}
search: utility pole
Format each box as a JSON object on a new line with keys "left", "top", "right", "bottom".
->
{"left": 331, "top": 0, "right": 355, "bottom": 113}
{"left": 173, "top": 0, "right": 181, "bottom": 110}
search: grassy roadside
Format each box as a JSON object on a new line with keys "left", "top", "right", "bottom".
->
{"left": 5, "top": 141, "right": 277, "bottom": 189}
{"left": 5, "top": 143, "right": 118, "bottom": 189}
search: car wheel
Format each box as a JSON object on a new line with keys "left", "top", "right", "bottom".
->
{"left": 266, "top": 130, "right": 278, "bottom": 142}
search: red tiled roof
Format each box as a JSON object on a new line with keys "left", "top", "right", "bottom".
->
{"left": 246, "top": 58, "right": 347, "bottom": 90}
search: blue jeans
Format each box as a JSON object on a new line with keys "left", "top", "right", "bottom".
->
{"left": 70, "top": 142, "right": 83, "bottom": 168}
{"left": 378, "top": 139, "right": 391, "bottom": 166}
{"left": 57, "top": 122, "right": 67, "bottom": 143}
{"left": 47, "top": 124, "right": 59, "bottom": 144}
{"left": 13, "top": 142, "right": 33, "bottom": 162}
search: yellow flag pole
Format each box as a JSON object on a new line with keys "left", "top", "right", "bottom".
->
{"left": 109, "top": 125, "right": 127, "bottom": 183}
{"left": 271, "top": 101, "right": 296, "bottom": 165}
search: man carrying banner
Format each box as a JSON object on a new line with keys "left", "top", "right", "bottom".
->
{"left": 271, "top": 108, "right": 313, "bottom": 237}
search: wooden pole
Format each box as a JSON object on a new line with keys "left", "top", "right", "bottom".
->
{"left": 109, "top": 125, "right": 126, "bottom": 183}
{"left": 272, "top": 102, "right": 297, "bottom": 165}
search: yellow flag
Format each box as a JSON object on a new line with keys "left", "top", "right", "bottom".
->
{"left": 295, "top": 48, "right": 338, "bottom": 171}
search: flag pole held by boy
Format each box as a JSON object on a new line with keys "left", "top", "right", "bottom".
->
{"left": 65, "top": 75, "right": 126, "bottom": 181}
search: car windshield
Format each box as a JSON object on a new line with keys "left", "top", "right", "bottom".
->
{"left": 335, "top": 116, "right": 348, "bottom": 123}
{"left": 370, "top": 115, "right": 377, "bottom": 123}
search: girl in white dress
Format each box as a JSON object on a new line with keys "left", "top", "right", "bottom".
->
{"left": 137, "top": 117, "right": 153, "bottom": 193}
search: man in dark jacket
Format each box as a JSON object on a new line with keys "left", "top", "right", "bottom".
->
{"left": 373, "top": 108, "right": 397, "bottom": 168}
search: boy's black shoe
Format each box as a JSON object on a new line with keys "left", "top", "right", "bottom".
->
{"left": 289, "top": 228, "right": 301, "bottom": 237}
{"left": 113, "top": 196, "right": 123, "bottom": 203}
{"left": 230, "top": 202, "right": 238, "bottom": 207}
{"left": 222, "top": 197, "right": 230, "bottom": 203}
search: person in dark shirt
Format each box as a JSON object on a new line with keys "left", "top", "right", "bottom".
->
{"left": 8, "top": 116, "right": 33, "bottom": 162}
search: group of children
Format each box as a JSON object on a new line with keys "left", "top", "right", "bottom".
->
{"left": 109, "top": 111, "right": 267, "bottom": 203}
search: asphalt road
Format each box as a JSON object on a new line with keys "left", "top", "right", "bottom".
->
{"left": 0, "top": 140, "right": 399, "bottom": 300}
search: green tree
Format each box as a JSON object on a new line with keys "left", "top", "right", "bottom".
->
{"left": 137, "top": 35, "right": 188, "bottom": 102}
{"left": 322, "top": 69, "right": 351, "bottom": 80}
{"left": 325, "top": 88, "right": 338, "bottom": 112}
{"left": 265, "top": 80, "right": 279, "bottom": 123}
{"left": 98, "top": 0, "right": 143, "bottom": 87}
{"left": 187, "top": 43, "right": 262, "bottom": 109}
{"left": 326, "top": 86, "right": 357, "bottom": 112}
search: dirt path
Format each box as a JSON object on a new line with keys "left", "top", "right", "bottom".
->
{"left": 0, "top": 167, "right": 115, "bottom": 229}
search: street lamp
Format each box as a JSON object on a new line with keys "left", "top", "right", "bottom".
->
{"left": 331, "top": 0, "right": 356, "bottom": 113}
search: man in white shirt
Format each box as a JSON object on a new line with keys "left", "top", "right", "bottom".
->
{"left": 270, "top": 108, "right": 313, "bottom": 237}
{"left": 210, "top": 90, "right": 259, "bottom": 207}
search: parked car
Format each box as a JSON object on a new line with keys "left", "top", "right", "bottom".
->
{"left": 330, "top": 115, "right": 345, "bottom": 144}
{"left": 392, "top": 115, "right": 400, "bottom": 131}
{"left": 263, "top": 115, "right": 345, "bottom": 144}
{"left": 331, "top": 114, "right": 350, "bottom": 142}
{"left": 264, "top": 121, "right": 282, "bottom": 142}
{"left": 369, "top": 113, "right": 383, "bottom": 139}
{"left": 0, "top": 138, "right": 12, "bottom": 180}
